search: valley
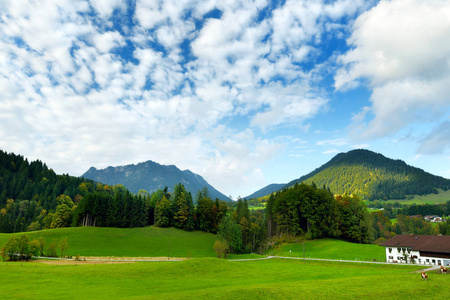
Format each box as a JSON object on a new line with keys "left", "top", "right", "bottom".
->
{"left": 1, "top": 148, "right": 450, "bottom": 298}
{"left": 1, "top": 227, "right": 449, "bottom": 299}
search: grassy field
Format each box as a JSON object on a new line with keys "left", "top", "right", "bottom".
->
{"left": 369, "top": 189, "right": 450, "bottom": 205}
{"left": 1, "top": 228, "right": 448, "bottom": 298}
{"left": 0, "top": 226, "right": 217, "bottom": 258}
{"left": 1, "top": 258, "right": 448, "bottom": 299}
{"left": 0, "top": 228, "right": 386, "bottom": 261}
{"left": 268, "top": 238, "right": 386, "bottom": 262}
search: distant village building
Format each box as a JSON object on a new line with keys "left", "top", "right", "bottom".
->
{"left": 424, "top": 215, "right": 443, "bottom": 222}
{"left": 380, "top": 235, "right": 450, "bottom": 266}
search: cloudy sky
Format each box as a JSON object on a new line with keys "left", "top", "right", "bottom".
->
{"left": 1, "top": 0, "right": 449, "bottom": 198}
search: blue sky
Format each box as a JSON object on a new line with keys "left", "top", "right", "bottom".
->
{"left": 0, "top": 0, "right": 449, "bottom": 198}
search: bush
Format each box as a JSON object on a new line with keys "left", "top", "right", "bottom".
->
{"left": 27, "top": 221, "right": 42, "bottom": 232}
{"left": 47, "top": 240, "right": 58, "bottom": 257}
{"left": 374, "top": 237, "right": 386, "bottom": 245}
{"left": 213, "top": 240, "right": 228, "bottom": 259}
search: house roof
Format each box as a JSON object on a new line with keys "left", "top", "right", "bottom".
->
{"left": 380, "top": 235, "right": 450, "bottom": 254}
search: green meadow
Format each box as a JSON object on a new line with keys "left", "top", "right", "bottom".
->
{"left": 2, "top": 227, "right": 449, "bottom": 299}
{"left": 0, "top": 227, "right": 386, "bottom": 261}
{"left": 1, "top": 258, "right": 448, "bottom": 299}
{"left": 0, "top": 226, "right": 217, "bottom": 258}
{"left": 369, "top": 189, "right": 450, "bottom": 205}
{"left": 270, "top": 238, "right": 386, "bottom": 261}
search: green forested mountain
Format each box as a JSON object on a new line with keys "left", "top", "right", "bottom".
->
{"left": 285, "top": 149, "right": 450, "bottom": 200}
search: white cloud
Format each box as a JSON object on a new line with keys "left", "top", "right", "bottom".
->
{"left": 92, "top": 31, "right": 126, "bottom": 53}
{"left": 351, "top": 144, "right": 370, "bottom": 149}
{"left": 336, "top": 0, "right": 450, "bottom": 88}
{"left": 337, "top": 0, "right": 450, "bottom": 141}
{"left": 317, "top": 138, "right": 348, "bottom": 147}
{"left": 417, "top": 121, "right": 450, "bottom": 155}
{"left": 252, "top": 95, "right": 327, "bottom": 129}
{"left": 90, "top": 0, "right": 126, "bottom": 20}
{"left": 135, "top": 0, "right": 195, "bottom": 29}
{"left": 323, "top": 149, "right": 339, "bottom": 154}
{"left": 199, "top": 128, "right": 282, "bottom": 195}
{"left": 0, "top": 0, "right": 388, "bottom": 197}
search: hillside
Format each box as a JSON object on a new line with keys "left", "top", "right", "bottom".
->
{"left": 0, "top": 149, "right": 98, "bottom": 232}
{"left": 249, "top": 149, "right": 450, "bottom": 200}
{"left": 244, "top": 183, "right": 286, "bottom": 199}
{"left": 82, "top": 161, "right": 230, "bottom": 201}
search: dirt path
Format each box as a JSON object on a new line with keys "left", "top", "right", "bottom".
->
{"left": 33, "top": 256, "right": 188, "bottom": 265}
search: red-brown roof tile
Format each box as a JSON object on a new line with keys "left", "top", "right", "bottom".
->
{"left": 380, "top": 235, "right": 450, "bottom": 253}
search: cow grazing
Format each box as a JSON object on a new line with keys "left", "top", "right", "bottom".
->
{"left": 441, "top": 266, "right": 448, "bottom": 274}
{"left": 421, "top": 272, "right": 428, "bottom": 280}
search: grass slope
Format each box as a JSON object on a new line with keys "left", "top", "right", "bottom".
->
{"left": 0, "top": 226, "right": 217, "bottom": 258}
{"left": 378, "top": 189, "right": 450, "bottom": 205}
{"left": 1, "top": 258, "right": 448, "bottom": 299}
{"left": 268, "top": 238, "right": 386, "bottom": 261}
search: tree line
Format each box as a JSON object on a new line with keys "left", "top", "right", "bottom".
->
{"left": 74, "top": 184, "right": 228, "bottom": 233}
{"left": 265, "top": 183, "right": 370, "bottom": 243}
{"left": 369, "top": 210, "right": 450, "bottom": 244}
{"left": 368, "top": 200, "right": 450, "bottom": 219}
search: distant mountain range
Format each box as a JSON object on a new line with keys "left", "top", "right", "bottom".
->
{"left": 245, "top": 149, "right": 450, "bottom": 200}
{"left": 82, "top": 161, "right": 230, "bottom": 201}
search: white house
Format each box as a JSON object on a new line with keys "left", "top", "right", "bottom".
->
{"left": 424, "top": 215, "right": 444, "bottom": 222}
{"left": 380, "top": 235, "right": 450, "bottom": 266}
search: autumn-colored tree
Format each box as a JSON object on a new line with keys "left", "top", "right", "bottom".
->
{"left": 59, "top": 237, "right": 68, "bottom": 258}
{"left": 213, "top": 240, "right": 228, "bottom": 258}
{"left": 51, "top": 204, "right": 73, "bottom": 228}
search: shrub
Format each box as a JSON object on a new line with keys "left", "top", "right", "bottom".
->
{"left": 47, "top": 240, "right": 58, "bottom": 257}
{"left": 213, "top": 240, "right": 229, "bottom": 259}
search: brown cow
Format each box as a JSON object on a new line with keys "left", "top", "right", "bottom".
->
{"left": 441, "top": 266, "right": 448, "bottom": 274}
{"left": 421, "top": 272, "right": 428, "bottom": 280}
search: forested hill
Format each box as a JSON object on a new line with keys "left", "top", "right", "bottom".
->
{"left": 0, "top": 149, "right": 96, "bottom": 208}
{"left": 284, "top": 149, "right": 450, "bottom": 200}
{"left": 0, "top": 149, "right": 99, "bottom": 232}
{"left": 82, "top": 161, "right": 230, "bottom": 201}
